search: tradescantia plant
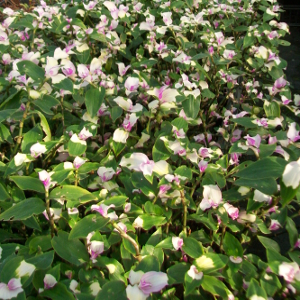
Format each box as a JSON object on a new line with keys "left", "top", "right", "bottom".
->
{"left": 0, "top": 0, "right": 300, "bottom": 298}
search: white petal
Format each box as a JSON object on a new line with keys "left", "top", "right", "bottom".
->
{"left": 282, "top": 159, "right": 300, "bottom": 189}
{"left": 113, "top": 128, "right": 129, "bottom": 143}
{"left": 126, "top": 285, "right": 147, "bottom": 300}
{"left": 16, "top": 260, "right": 36, "bottom": 277}
{"left": 128, "top": 270, "right": 144, "bottom": 285}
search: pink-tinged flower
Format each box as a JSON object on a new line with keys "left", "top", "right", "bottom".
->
{"left": 124, "top": 203, "right": 131, "bottom": 213}
{"left": 156, "top": 42, "right": 167, "bottom": 53}
{"left": 200, "top": 185, "right": 222, "bottom": 211}
{"left": 194, "top": 133, "right": 212, "bottom": 145}
{"left": 91, "top": 203, "right": 118, "bottom": 220}
{"left": 223, "top": 203, "right": 239, "bottom": 220}
{"left": 199, "top": 147, "right": 213, "bottom": 158}
{"left": 43, "top": 208, "right": 61, "bottom": 221}
{"left": 165, "top": 174, "right": 180, "bottom": 185}
{"left": 0, "top": 30, "right": 9, "bottom": 45}
{"left": 230, "top": 256, "right": 242, "bottom": 264}
{"left": 2, "top": 53, "right": 11, "bottom": 65}
{"left": 269, "top": 219, "right": 281, "bottom": 231}
{"left": 268, "top": 135, "right": 277, "bottom": 144}
{"left": 281, "top": 95, "right": 292, "bottom": 105}
{"left": 139, "top": 15, "right": 156, "bottom": 31}
{"left": 256, "top": 118, "right": 268, "bottom": 128}
{"left": 158, "top": 184, "right": 172, "bottom": 198}
{"left": 148, "top": 86, "right": 179, "bottom": 105}
{"left": 77, "top": 64, "right": 90, "bottom": 79}
{"left": 231, "top": 129, "right": 242, "bottom": 143}
{"left": 39, "top": 170, "right": 56, "bottom": 191}
{"left": 88, "top": 241, "right": 104, "bottom": 260}
{"left": 223, "top": 49, "right": 236, "bottom": 60}
{"left": 78, "top": 127, "right": 93, "bottom": 141}
{"left": 161, "top": 12, "right": 172, "bottom": 26}
{"left": 244, "top": 134, "right": 261, "bottom": 148}
{"left": 187, "top": 265, "right": 203, "bottom": 280}
{"left": 83, "top": 1, "right": 97, "bottom": 10}
{"left": 44, "top": 274, "right": 57, "bottom": 289}
{"left": 0, "top": 278, "right": 23, "bottom": 299}
{"left": 116, "top": 63, "right": 131, "bottom": 76}
{"left": 198, "top": 160, "right": 208, "bottom": 173}
{"left": 230, "top": 153, "right": 241, "bottom": 165}
{"left": 173, "top": 126, "right": 185, "bottom": 139}
{"left": 124, "top": 77, "right": 139, "bottom": 93}
{"left": 287, "top": 122, "right": 300, "bottom": 142}
{"left": 68, "top": 207, "right": 79, "bottom": 215}
{"left": 208, "top": 46, "right": 214, "bottom": 55}
{"left": 97, "top": 167, "right": 115, "bottom": 182}
{"left": 279, "top": 262, "right": 300, "bottom": 283}
{"left": 272, "top": 76, "right": 288, "bottom": 94}
{"left": 122, "top": 113, "right": 138, "bottom": 132}
{"left": 282, "top": 159, "right": 300, "bottom": 189}
{"left": 138, "top": 272, "right": 168, "bottom": 295}
{"left": 294, "top": 239, "right": 300, "bottom": 249}
{"left": 61, "top": 59, "right": 76, "bottom": 78}
{"left": 113, "top": 97, "right": 143, "bottom": 113}
{"left": 172, "top": 237, "right": 183, "bottom": 251}
{"left": 120, "top": 153, "right": 155, "bottom": 176}
{"left": 73, "top": 156, "right": 86, "bottom": 169}
{"left": 173, "top": 52, "right": 191, "bottom": 64}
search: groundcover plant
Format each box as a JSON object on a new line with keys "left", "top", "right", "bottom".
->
{"left": 0, "top": 0, "right": 300, "bottom": 298}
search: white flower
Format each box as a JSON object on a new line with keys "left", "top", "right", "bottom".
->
{"left": 44, "top": 274, "right": 57, "bottom": 289}
{"left": 199, "top": 185, "right": 222, "bottom": 211}
{"left": 30, "top": 143, "right": 47, "bottom": 158}
{"left": 113, "top": 128, "right": 129, "bottom": 143}
{"left": 39, "top": 170, "right": 56, "bottom": 191}
{"left": 91, "top": 203, "right": 118, "bottom": 220}
{"left": 73, "top": 156, "right": 86, "bottom": 169}
{"left": 97, "top": 167, "right": 115, "bottom": 182}
{"left": 14, "top": 153, "right": 31, "bottom": 166}
{"left": 16, "top": 261, "right": 35, "bottom": 277}
{"left": 279, "top": 262, "right": 300, "bottom": 283}
{"left": 172, "top": 237, "right": 183, "bottom": 251}
{"left": 253, "top": 190, "right": 272, "bottom": 203}
{"left": 282, "top": 158, "right": 300, "bottom": 189}
{"left": 88, "top": 241, "right": 105, "bottom": 260}
{"left": 0, "top": 278, "right": 23, "bottom": 300}
{"left": 187, "top": 265, "right": 203, "bottom": 280}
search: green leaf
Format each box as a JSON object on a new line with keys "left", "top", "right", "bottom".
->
{"left": 184, "top": 271, "right": 203, "bottom": 296}
{"left": 182, "top": 95, "right": 200, "bottom": 119}
{"left": 259, "top": 143, "right": 276, "bottom": 159}
{"left": 131, "top": 172, "right": 157, "bottom": 198}
{"left": 286, "top": 217, "right": 298, "bottom": 247}
{"left": 71, "top": 18, "right": 86, "bottom": 29}
{"left": 137, "top": 214, "right": 166, "bottom": 230}
{"left": 260, "top": 272, "right": 282, "bottom": 297}
{"left": 244, "top": 33, "right": 255, "bottom": 48}
{"left": 246, "top": 278, "right": 267, "bottom": 300}
{"left": 33, "top": 95, "right": 60, "bottom": 116}
{"left": 90, "top": 31, "right": 107, "bottom": 43}
{"left": 103, "top": 195, "right": 128, "bottom": 207}
{"left": 234, "top": 177, "right": 277, "bottom": 195}
{"left": 201, "top": 275, "right": 230, "bottom": 298}
{"left": 16, "top": 61, "right": 45, "bottom": 82}
{"left": 54, "top": 78, "right": 73, "bottom": 92}
{"left": 280, "top": 180, "right": 299, "bottom": 207}
{"left": 0, "top": 183, "right": 11, "bottom": 201}
{"left": 69, "top": 214, "right": 109, "bottom": 239}
{"left": 21, "top": 125, "right": 43, "bottom": 153}
{"left": 0, "top": 109, "right": 16, "bottom": 123}
{"left": 264, "top": 101, "right": 281, "bottom": 118}
{"left": 68, "top": 139, "right": 87, "bottom": 156}
{"left": 182, "top": 237, "right": 203, "bottom": 259}
{"left": 35, "top": 110, "right": 52, "bottom": 142}
{"left": 29, "top": 236, "right": 52, "bottom": 253}
{"left": 235, "top": 157, "right": 287, "bottom": 179}
{"left": 27, "top": 251, "right": 54, "bottom": 270}
{"left": 231, "top": 117, "right": 258, "bottom": 128}
{"left": 194, "top": 253, "right": 228, "bottom": 274}
{"left": 257, "top": 236, "right": 280, "bottom": 253}
{"left": 111, "top": 106, "right": 123, "bottom": 122}
{"left": 0, "top": 197, "right": 45, "bottom": 221}
{"left": 10, "top": 176, "right": 45, "bottom": 193}
{"left": 175, "top": 166, "right": 192, "bottom": 180}
{"left": 85, "top": 86, "right": 105, "bottom": 118}
{"left": 153, "top": 139, "right": 170, "bottom": 162}
{"left": 167, "top": 263, "right": 190, "bottom": 285}
{"left": 95, "top": 281, "right": 127, "bottom": 300}
{"left": 223, "top": 232, "right": 243, "bottom": 257}
{"left": 50, "top": 185, "right": 96, "bottom": 201}
{"left": 40, "top": 283, "right": 75, "bottom": 300}
{"left": 135, "top": 255, "right": 160, "bottom": 272}
{"left": 51, "top": 231, "right": 89, "bottom": 266}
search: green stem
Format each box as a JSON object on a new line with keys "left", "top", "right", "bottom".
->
{"left": 13, "top": 101, "right": 31, "bottom": 156}
{"left": 180, "top": 190, "right": 187, "bottom": 235}
{"left": 112, "top": 222, "right": 141, "bottom": 261}
{"left": 75, "top": 169, "right": 78, "bottom": 186}
{"left": 45, "top": 190, "right": 56, "bottom": 237}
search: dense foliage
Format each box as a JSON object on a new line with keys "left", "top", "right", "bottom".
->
{"left": 0, "top": 0, "right": 300, "bottom": 299}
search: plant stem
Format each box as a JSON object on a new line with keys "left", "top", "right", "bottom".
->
{"left": 13, "top": 101, "right": 31, "bottom": 156}
{"left": 75, "top": 169, "right": 78, "bottom": 186}
{"left": 180, "top": 190, "right": 187, "bottom": 235}
{"left": 112, "top": 222, "right": 141, "bottom": 261}
{"left": 45, "top": 190, "right": 56, "bottom": 237}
